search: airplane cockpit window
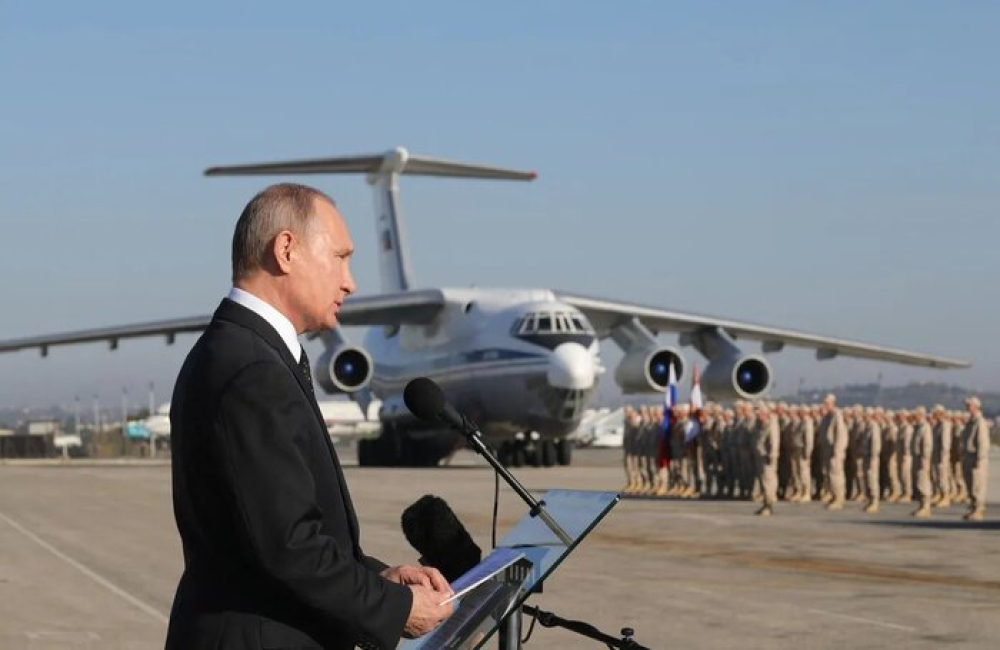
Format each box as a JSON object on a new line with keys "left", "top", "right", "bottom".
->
{"left": 512, "top": 310, "right": 596, "bottom": 349}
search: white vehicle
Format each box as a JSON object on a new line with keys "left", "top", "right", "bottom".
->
{"left": 0, "top": 148, "right": 969, "bottom": 467}
{"left": 142, "top": 402, "right": 172, "bottom": 438}
{"left": 573, "top": 408, "right": 625, "bottom": 449}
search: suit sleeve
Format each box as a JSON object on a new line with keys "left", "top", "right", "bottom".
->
{"left": 215, "top": 360, "right": 411, "bottom": 649}
{"left": 360, "top": 554, "right": 389, "bottom": 573}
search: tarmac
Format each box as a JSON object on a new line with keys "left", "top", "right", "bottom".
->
{"left": 1, "top": 446, "right": 999, "bottom": 649}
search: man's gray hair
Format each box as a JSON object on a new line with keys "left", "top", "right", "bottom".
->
{"left": 231, "top": 183, "right": 336, "bottom": 282}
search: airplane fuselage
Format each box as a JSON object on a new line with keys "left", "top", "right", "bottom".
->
{"left": 363, "top": 287, "right": 602, "bottom": 445}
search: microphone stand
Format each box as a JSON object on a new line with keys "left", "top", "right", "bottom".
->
{"left": 521, "top": 604, "right": 650, "bottom": 650}
{"left": 440, "top": 406, "right": 644, "bottom": 650}
{"left": 447, "top": 413, "right": 573, "bottom": 546}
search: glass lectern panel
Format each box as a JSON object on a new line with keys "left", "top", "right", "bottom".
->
{"left": 398, "top": 489, "right": 619, "bottom": 650}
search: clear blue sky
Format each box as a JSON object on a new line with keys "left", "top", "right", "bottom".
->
{"left": 1, "top": 1, "right": 997, "bottom": 411}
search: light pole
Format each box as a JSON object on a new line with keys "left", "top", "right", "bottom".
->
{"left": 121, "top": 387, "right": 128, "bottom": 455}
{"left": 148, "top": 382, "right": 156, "bottom": 458}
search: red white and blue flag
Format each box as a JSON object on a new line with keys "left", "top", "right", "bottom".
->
{"left": 685, "top": 364, "right": 704, "bottom": 443}
{"left": 661, "top": 362, "right": 678, "bottom": 435}
{"left": 690, "top": 363, "right": 703, "bottom": 410}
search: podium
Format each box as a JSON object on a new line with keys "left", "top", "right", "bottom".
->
{"left": 399, "top": 489, "right": 619, "bottom": 650}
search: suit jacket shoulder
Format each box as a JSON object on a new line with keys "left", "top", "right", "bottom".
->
{"left": 167, "top": 299, "right": 410, "bottom": 650}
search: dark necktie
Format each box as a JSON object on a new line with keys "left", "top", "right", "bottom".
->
{"left": 298, "top": 348, "right": 313, "bottom": 390}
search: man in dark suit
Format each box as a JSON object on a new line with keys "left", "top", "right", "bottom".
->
{"left": 166, "top": 184, "right": 453, "bottom": 649}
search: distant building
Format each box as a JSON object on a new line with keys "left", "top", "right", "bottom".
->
{"left": 0, "top": 419, "right": 59, "bottom": 458}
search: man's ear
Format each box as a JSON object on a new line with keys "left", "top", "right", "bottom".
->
{"left": 273, "top": 230, "right": 295, "bottom": 274}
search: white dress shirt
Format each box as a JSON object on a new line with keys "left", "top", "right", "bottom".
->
{"left": 227, "top": 287, "right": 302, "bottom": 361}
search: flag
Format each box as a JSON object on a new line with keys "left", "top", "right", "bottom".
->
{"left": 661, "top": 362, "right": 678, "bottom": 434}
{"left": 683, "top": 363, "right": 704, "bottom": 443}
{"left": 690, "top": 363, "right": 703, "bottom": 410}
{"left": 657, "top": 362, "right": 678, "bottom": 468}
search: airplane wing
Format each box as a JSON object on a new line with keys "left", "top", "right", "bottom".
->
{"left": 0, "top": 316, "right": 212, "bottom": 356}
{"left": 337, "top": 289, "right": 445, "bottom": 326}
{"left": 0, "top": 290, "right": 446, "bottom": 356}
{"left": 555, "top": 291, "right": 970, "bottom": 369}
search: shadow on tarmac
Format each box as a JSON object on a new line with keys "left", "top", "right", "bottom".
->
{"left": 863, "top": 519, "right": 1000, "bottom": 532}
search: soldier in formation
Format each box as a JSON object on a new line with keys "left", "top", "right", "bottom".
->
{"left": 620, "top": 395, "right": 991, "bottom": 521}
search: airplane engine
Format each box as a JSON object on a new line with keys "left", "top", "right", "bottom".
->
{"left": 701, "top": 354, "right": 771, "bottom": 400}
{"left": 614, "top": 346, "right": 685, "bottom": 393}
{"left": 316, "top": 345, "right": 374, "bottom": 394}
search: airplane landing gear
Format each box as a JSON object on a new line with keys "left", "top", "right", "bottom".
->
{"left": 356, "top": 425, "right": 451, "bottom": 467}
{"left": 496, "top": 437, "right": 570, "bottom": 468}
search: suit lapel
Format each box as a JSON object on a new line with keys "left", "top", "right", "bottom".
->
{"left": 214, "top": 299, "right": 361, "bottom": 547}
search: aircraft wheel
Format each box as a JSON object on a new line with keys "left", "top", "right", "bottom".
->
{"left": 357, "top": 438, "right": 375, "bottom": 467}
{"left": 555, "top": 438, "right": 572, "bottom": 466}
{"left": 510, "top": 442, "right": 526, "bottom": 468}
{"left": 540, "top": 440, "right": 556, "bottom": 467}
{"left": 496, "top": 442, "right": 512, "bottom": 467}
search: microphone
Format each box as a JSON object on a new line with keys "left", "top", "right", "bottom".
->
{"left": 403, "top": 377, "right": 467, "bottom": 431}
{"left": 402, "top": 377, "right": 575, "bottom": 547}
{"left": 401, "top": 495, "right": 482, "bottom": 583}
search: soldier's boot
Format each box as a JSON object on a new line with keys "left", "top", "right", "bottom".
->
{"left": 936, "top": 497, "right": 952, "bottom": 508}
{"left": 898, "top": 494, "right": 912, "bottom": 503}
{"left": 826, "top": 500, "right": 844, "bottom": 511}
{"left": 863, "top": 500, "right": 879, "bottom": 514}
{"left": 964, "top": 508, "right": 984, "bottom": 522}
{"left": 755, "top": 505, "right": 773, "bottom": 517}
{"left": 912, "top": 501, "right": 932, "bottom": 518}
{"left": 654, "top": 469, "right": 669, "bottom": 497}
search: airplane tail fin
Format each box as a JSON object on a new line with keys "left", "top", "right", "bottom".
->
{"left": 206, "top": 147, "right": 536, "bottom": 293}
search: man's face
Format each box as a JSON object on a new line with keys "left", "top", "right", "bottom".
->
{"left": 292, "top": 199, "right": 356, "bottom": 332}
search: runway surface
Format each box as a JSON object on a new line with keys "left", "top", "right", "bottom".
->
{"left": 1, "top": 446, "right": 998, "bottom": 649}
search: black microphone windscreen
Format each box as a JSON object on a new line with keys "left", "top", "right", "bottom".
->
{"left": 401, "top": 495, "right": 482, "bottom": 583}
{"left": 404, "top": 377, "right": 446, "bottom": 422}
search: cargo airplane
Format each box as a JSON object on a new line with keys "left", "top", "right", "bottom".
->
{"left": 0, "top": 148, "right": 970, "bottom": 467}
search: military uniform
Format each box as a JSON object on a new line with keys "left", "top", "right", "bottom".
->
{"left": 754, "top": 408, "right": 781, "bottom": 516}
{"left": 951, "top": 413, "right": 968, "bottom": 503}
{"left": 881, "top": 413, "right": 900, "bottom": 502}
{"left": 737, "top": 408, "right": 755, "bottom": 499}
{"left": 720, "top": 412, "right": 737, "bottom": 498}
{"left": 897, "top": 415, "right": 914, "bottom": 503}
{"left": 799, "top": 411, "right": 816, "bottom": 502}
{"left": 931, "top": 408, "right": 953, "bottom": 507}
{"left": 862, "top": 415, "right": 881, "bottom": 513}
{"left": 911, "top": 411, "right": 934, "bottom": 517}
{"left": 823, "top": 406, "right": 848, "bottom": 510}
{"left": 702, "top": 410, "right": 723, "bottom": 498}
{"left": 848, "top": 408, "right": 866, "bottom": 501}
{"left": 961, "top": 398, "right": 991, "bottom": 520}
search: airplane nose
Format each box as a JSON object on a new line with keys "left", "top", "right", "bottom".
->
{"left": 547, "top": 342, "right": 595, "bottom": 390}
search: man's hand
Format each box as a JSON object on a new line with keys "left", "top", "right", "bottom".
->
{"left": 403, "top": 584, "right": 455, "bottom": 639}
{"left": 381, "top": 565, "right": 451, "bottom": 594}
